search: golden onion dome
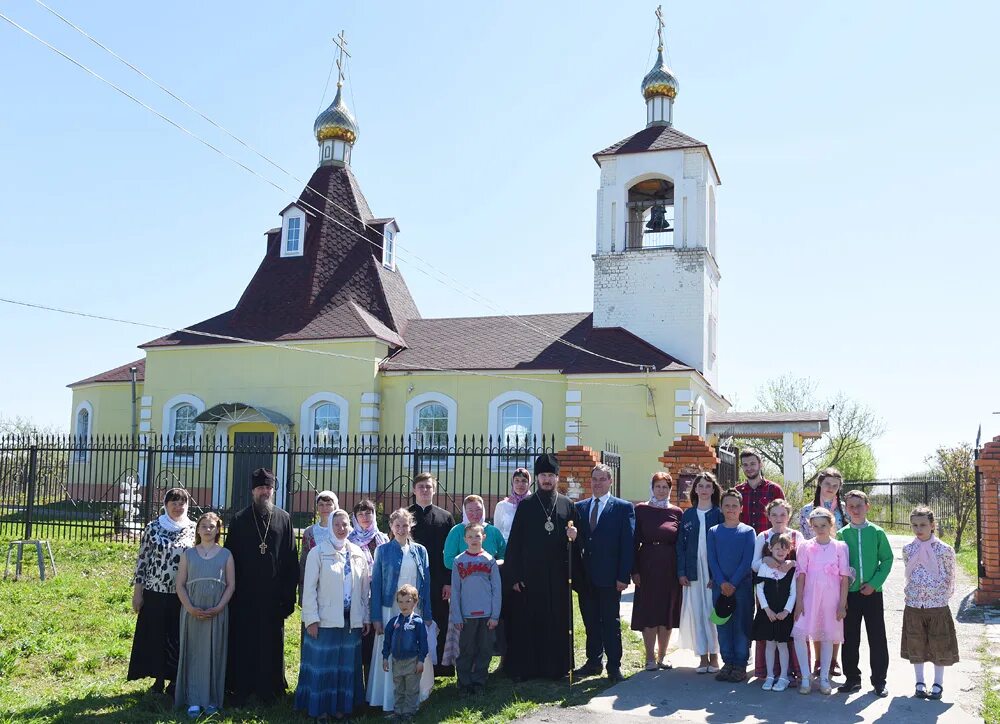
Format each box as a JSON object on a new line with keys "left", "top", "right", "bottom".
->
{"left": 641, "top": 48, "right": 679, "bottom": 101}
{"left": 313, "top": 84, "right": 358, "bottom": 144}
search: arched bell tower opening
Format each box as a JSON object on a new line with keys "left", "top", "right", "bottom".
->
{"left": 626, "top": 177, "right": 674, "bottom": 249}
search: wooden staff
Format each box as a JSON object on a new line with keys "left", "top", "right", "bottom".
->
{"left": 567, "top": 520, "right": 575, "bottom": 685}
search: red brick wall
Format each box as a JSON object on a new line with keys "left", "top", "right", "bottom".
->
{"left": 976, "top": 436, "right": 1000, "bottom": 604}
{"left": 658, "top": 435, "right": 720, "bottom": 509}
{"left": 557, "top": 446, "right": 602, "bottom": 501}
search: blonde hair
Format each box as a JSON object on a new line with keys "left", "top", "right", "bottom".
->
{"left": 910, "top": 505, "right": 935, "bottom": 525}
{"left": 465, "top": 522, "right": 485, "bottom": 536}
{"left": 396, "top": 583, "right": 419, "bottom": 602}
{"left": 463, "top": 494, "right": 485, "bottom": 511}
{"left": 766, "top": 498, "right": 792, "bottom": 516}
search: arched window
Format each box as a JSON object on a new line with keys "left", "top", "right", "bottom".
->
{"left": 77, "top": 408, "right": 90, "bottom": 439}
{"left": 499, "top": 402, "right": 532, "bottom": 448}
{"left": 74, "top": 401, "right": 93, "bottom": 462}
{"left": 312, "top": 402, "right": 343, "bottom": 458}
{"left": 626, "top": 176, "right": 674, "bottom": 249}
{"left": 171, "top": 403, "right": 198, "bottom": 461}
{"left": 404, "top": 392, "right": 457, "bottom": 468}
{"left": 300, "top": 392, "right": 350, "bottom": 466}
{"left": 415, "top": 403, "right": 449, "bottom": 453}
{"left": 487, "top": 391, "right": 543, "bottom": 469}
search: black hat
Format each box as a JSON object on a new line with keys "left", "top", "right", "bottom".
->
{"left": 533, "top": 453, "right": 560, "bottom": 476}
{"left": 251, "top": 468, "right": 276, "bottom": 489}
{"left": 710, "top": 593, "right": 736, "bottom": 625}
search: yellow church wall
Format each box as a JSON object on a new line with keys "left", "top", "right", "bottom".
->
{"left": 69, "top": 382, "right": 143, "bottom": 436}
{"left": 378, "top": 372, "right": 567, "bottom": 441}
{"left": 142, "top": 339, "right": 385, "bottom": 439}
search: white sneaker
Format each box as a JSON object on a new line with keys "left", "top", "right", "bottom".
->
{"left": 762, "top": 676, "right": 775, "bottom": 691}
{"left": 773, "top": 677, "right": 789, "bottom": 692}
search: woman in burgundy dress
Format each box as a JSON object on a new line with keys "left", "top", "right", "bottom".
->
{"left": 630, "top": 472, "right": 683, "bottom": 670}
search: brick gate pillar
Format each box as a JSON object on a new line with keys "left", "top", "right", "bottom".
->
{"left": 659, "top": 435, "right": 720, "bottom": 509}
{"left": 556, "top": 445, "right": 602, "bottom": 501}
{"left": 975, "top": 436, "right": 1000, "bottom": 605}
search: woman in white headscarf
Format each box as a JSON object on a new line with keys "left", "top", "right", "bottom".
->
{"left": 127, "top": 487, "right": 196, "bottom": 696}
{"left": 298, "top": 490, "right": 339, "bottom": 602}
{"left": 295, "top": 509, "right": 371, "bottom": 719}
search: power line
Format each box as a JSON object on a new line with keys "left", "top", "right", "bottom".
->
{"left": 0, "top": 296, "right": 651, "bottom": 389}
{"left": 25, "top": 0, "right": 647, "bottom": 372}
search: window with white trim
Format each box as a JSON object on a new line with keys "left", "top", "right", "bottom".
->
{"left": 170, "top": 403, "right": 198, "bottom": 462}
{"left": 487, "top": 391, "right": 543, "bottom": 469}
{"left": 281, "top": 207, "right": 306, "bottom": 258}
{"left": 383, "top": 230, "right": 395, "bottom": 270}
{"left": 499, "top": 401, "right": 532, "bottom": 448}
{"left": 75, "top": 406, "right": 91, "bottom": 461}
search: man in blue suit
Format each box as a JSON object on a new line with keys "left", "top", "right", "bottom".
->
{"left": 573, "top": 463, "right": 635, "bottom": 683}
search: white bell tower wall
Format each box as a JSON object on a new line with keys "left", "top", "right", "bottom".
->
{"left": 592, "top": 147, "right": 720, "bottom": 387}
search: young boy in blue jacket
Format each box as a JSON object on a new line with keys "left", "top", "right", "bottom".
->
{"left": 382, "top": 584, "right": 429, "bottom": 720}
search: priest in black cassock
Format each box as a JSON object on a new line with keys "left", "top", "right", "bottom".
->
{"left": 504, "top": 453, "right": 580, "bottom": 681}
{"left": 407, "top": 471, "right": 455, "bottom": 675}
{"left": 224, "top": 468, "right": 298, "bottom": 706}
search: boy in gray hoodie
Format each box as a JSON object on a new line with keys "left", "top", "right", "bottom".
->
{"left": 450, "top": 522, "right": 502, "bottom": 693}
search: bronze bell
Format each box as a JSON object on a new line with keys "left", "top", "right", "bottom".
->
{"left": 645, "top": 204, "right": 671, "bottom": 232}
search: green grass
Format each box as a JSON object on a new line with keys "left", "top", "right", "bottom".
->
{"left": 978, "top": 641, "right": 1000, "bottom": 724}
{"left": 0, "top": 539, "right": 644, "bottom": 723}
{"left": 957, "top": 545, "right": 979, "bottom": 580}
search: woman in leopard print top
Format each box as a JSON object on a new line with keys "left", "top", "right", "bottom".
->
{"left": 127, "top": 488, "right": 195, "bottom": 695}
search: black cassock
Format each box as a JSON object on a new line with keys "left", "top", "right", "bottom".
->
{"left": 224, "top": 505, "right": 298, "bottom": 703}
{"left": 504, "top": 489, "right": 580, "bottom": 680}
{"left": 408, "top": 503, "right": 454, "bottom": 667}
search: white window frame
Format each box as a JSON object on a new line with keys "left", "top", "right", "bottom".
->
{"left": 280, "top": 206, "right": 306, "bottom": 258}
{"left": 300, "top": 392, "right": 350, "bottom": 467}
{"left": 73, "top": 400, "right": 94, "bottom": 462}
{"left": 383, "top": 230, "right": 396, "bottom": 270}
{"left": 487, "top": 391, "right": 543, "bottom": 470}
{"left": 404, "top": 392, "right": 457, "bottom": 469}
{"left": 161, "top": 393, "right": 205, "bottom": 465}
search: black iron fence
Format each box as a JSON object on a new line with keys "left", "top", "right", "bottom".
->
{"left": 600, "top": 442, "right": 622, "bottom": 497}
{"left": 0, "top": 434, "right": 566, "bottom": 542}
{"left": 844, "top": 477, "right": 962, "bottom": 534}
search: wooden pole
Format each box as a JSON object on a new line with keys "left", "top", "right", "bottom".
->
{"left": 568, "top": 520, "right": 575, "bottom": 685}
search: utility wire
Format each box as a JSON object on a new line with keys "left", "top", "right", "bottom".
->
{"left": 25, "top": 0, "right": 647, "bottom": 371}
{"left": 0, "top": 297, "right": 653, "bottom": 389}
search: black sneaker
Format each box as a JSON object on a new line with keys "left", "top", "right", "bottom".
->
{"left": 715, "top": 664, "right": 733, "bottom": 682}
{"left": 837, "top": 680, "right": 862, "bottom": 694}
{"left": 573, "top": 662, "right": 603, "bottom": 678}
{"left": 873, "top": 684, "right": 889, "bottom": 698}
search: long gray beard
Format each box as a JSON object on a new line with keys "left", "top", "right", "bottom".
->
{"left": 254, "top": 498, "right": 274, "bottom": 517}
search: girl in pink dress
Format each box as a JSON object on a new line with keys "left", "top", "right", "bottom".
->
{"left": 792, "top": 507, "right": 850, "bottom": 695}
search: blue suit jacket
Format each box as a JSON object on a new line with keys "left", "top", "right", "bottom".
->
{"left": 574, "top": 496, "right": 636, "bottom": 588}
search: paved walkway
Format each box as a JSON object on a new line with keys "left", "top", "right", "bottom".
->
{"left": 520, "top": 535, "right": 987, "bottom": 723}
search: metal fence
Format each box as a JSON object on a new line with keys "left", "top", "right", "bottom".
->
{"left": 0, "top": 434, "right": 572, "bottom": 542}
{"left": 844, "top": 477, "right": 962, "bottom": 534}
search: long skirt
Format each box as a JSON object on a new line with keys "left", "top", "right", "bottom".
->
{"left": 294, "top": 626, "right": 364, "bottom": 717}
{"left": 127, "top": 589, "right": 181, "bottom": 682}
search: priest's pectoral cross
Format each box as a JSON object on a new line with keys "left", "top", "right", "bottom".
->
{"left": 259, "top": 541, "right": 267, "bottom": 555}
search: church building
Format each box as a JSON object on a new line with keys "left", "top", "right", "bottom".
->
{"left": 67, "top": 17, "right": 729, "bottom": 503}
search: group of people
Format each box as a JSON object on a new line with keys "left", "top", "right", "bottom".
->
{"left": 126, "top": 451, "right": 961, "bottom": 721}
{"left": 624, "top": 452, "right": 960, "bottom": 703}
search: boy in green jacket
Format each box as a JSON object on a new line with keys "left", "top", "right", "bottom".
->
{"left": 836, "top": 489, "right": 893, "bottom": 697}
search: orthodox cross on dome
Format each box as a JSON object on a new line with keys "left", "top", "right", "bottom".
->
{"left": 333, "top": 30, "right": 351, "bottom": 88}
{"left": 655, "top": 4, "right": 665, "bottom": 52}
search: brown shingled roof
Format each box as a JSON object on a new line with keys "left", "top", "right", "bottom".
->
{"left": 593, "top": 125, "right": 720, "bottom": 181}
{"left": 143, "top": 164, "right": 420, "bottom": 348}
{"left": 68, "top": 358, "right": 145, "bottom": 388}
{"left": 381, "top": 313, "right": 693, "bottom": 374}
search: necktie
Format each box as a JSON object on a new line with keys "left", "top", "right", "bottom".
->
{"left": 590, "top": 498, "right": 599, "bottom": 529}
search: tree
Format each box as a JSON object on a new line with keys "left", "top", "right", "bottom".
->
{"left": 735, "top": 374, "right": 885, "bottom": 485}
{"left": 819, "top": 441, "right": 877, "bottom": 482}
{"left": 925, "top": 443, "right": 976, "bottom": 553}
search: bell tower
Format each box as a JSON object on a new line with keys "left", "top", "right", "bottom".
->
{"left": 591, "top": 6, "right": 721, "bottom": 387}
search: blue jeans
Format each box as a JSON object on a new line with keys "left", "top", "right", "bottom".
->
{"left": 713, "top": 583, "right": 753, "bottom": 667}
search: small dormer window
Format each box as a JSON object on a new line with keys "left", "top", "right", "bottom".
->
{"left": 280, "top": 206, "right": 306, "bottom": 257}
{"left": 383, "top": 230, "right": 395, "bottom": 270}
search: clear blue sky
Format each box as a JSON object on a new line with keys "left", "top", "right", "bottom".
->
{"left": 1, "top": 1, "right": 998, "bottom": 475}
